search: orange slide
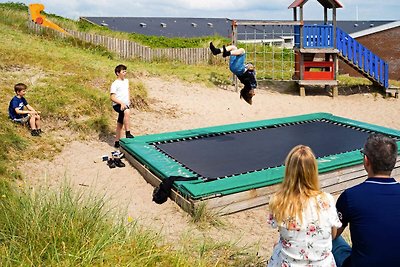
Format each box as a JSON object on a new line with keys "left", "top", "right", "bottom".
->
{"left": 29, "top": 3, "right": 69, "bottom": 34}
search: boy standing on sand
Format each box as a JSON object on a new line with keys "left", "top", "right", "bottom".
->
{"left": 8, "top": 83, "right": 42, "bottom": 136}
{"left": 110, "top": 64, "right": 134, "bottom": 148}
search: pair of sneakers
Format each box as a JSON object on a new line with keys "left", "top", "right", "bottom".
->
{"left": 107, "top": 158, "right": 125, "bottom": 168}
{"left": 209, "top": 42, "right": 231, "bottom": 57}
{"left": 31, "top": 129, "right": 42, "bottom": 136}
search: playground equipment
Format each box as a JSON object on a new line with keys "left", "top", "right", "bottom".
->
{"left": 29, "top": 3, "right": 69, "bottom": 34}
{"left": 290, "top": 0, "right": 388, "bottom": 97}
{"left": 231, "top": 0, "right": 391, "bottom": 97}
{"left": 120, "top": 113, "right": 400, "bottom": 214}
{"left": 231, "top": 20, "right": 300, "bottom": 81}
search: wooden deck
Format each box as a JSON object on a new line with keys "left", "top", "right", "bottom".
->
{"left": 297, "top": 80, "right": 339, "bottom": 97}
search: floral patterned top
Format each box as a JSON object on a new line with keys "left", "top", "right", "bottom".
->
{"left": 267, "top": 192, "right": 342, "bottom": 267}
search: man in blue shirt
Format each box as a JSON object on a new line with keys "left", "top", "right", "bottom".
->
{"left": 333, "top": 133, "right": 400, "bottom": 266}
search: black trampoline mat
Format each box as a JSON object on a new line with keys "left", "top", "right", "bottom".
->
{"left": 154, "top": 120, "right": 371, "bottom": 179}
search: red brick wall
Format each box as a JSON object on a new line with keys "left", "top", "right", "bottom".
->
{"left": 338, "top": 27, "right": 400, "bottom": 81}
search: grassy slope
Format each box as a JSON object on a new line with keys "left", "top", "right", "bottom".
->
{"left": 0, "top": 3, "right": 230, "bottom": 176}
{"left": 0, "top": 18, "right": 113, "bottom": 168}
{"left": 0, "top": 4, "right": 264, "bottom": 266}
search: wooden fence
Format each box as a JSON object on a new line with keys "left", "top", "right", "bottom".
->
{"left": 28, "top": 21, "right": 212, "bottom": 64}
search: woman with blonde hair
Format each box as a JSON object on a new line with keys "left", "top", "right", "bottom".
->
{"left": 267, "top": 145, "right": 341, "bottom": 267}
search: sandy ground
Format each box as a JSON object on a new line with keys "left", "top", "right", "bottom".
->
{"left": 19, "top": 77, "right": 400, "bottom": 260}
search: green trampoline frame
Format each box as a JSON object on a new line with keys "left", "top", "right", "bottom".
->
{"left": 120, "top": 112, "right": 400, "bottom": 200}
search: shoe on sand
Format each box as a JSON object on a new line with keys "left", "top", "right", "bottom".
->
{"left": 114, "top": 158, "right": 125, "bottom": 168}
{"left": 107, "top": 159, "right": 116, "bottom": 168}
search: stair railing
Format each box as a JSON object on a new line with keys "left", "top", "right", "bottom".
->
{"left": 336, "top": 27, "right": 388, "bottom": 88}
{"left": 294, "top": 24, "right": 389, "bottom": 88}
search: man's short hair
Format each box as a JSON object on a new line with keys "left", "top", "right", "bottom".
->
{"left": 14, "top": 83, "right": 27, "bottom": 93}
{"left": 364, "top": 133, "right": 398, "bottom": 174}
{"left": 114, "top": 64, "right": 127, "bottom": 76}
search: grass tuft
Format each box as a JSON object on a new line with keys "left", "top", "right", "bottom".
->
{"left": 191, "top": 202, "right": 225, "bottom": 229}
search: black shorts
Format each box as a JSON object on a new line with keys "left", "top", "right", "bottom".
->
{"left": 113, "top": 104, "right": 129, "bottom": 124}
{"left": 11, "top": 114, "right": 30, "bottom": 125}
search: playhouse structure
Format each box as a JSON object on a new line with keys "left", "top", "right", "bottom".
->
{"left": 289, "top": 0, "right": 389, "bottom": 96}
{"left": 230, "top": 0, "right": 390, "bottom": 97}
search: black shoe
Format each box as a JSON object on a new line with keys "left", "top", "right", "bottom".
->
{"left": 37, "top": 129, "right": 43, "bottom": 134}
{"left": 114, "top": 141, "right": 120, "bottom": 148}
{"left": 126, "top": 133, "right": 135, "bottom": 138}
{"left": 222, "top": 45, "right": 231, "bottom": 58}
{"left": 107, "top": 159, "right": 116, "bottom": 168}
{"left": 114, "top": 158, "right": 125, "bottom": 168}
{"left": 31, "top": 129, "right": 39, "bottom": 136}
{"left": 209, "top": 42, "right": 221, "bottom": 55}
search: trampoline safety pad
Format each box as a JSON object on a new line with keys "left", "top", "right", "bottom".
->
{"left": 120, "top": 113, "right": 400, "bottom": 201}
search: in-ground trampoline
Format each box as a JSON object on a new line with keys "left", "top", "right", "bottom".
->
{"left": 120, "top": 113, "right": 400, "bottom": 214}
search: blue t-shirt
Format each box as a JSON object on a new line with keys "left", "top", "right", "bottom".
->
{"left": 8, "top": 96, "right": 28, "bottom": 120}
{"left": 336, "top": 177, "right": 400, "bottom": 267}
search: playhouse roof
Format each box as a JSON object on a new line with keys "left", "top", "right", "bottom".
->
{"left": 288, "top": 0, "right": 343, "bottom": 9}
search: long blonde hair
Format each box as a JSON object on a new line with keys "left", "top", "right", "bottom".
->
{"left": 269, "top": 145, "right": 321, "bottom": 226}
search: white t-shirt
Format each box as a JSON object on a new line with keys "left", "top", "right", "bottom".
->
{"left": 110, "top": 79, "right": 130, "bottom": 106}
{"left": 267, "top": 192, "right": 342, "bottom": 267}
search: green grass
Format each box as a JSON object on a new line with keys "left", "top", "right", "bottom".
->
{"left": 0, "top": 183, "right": 263, "bottom": 266}
{"left": 338, "top": 74, "right": 372, "bottom": 87}
{"left": 191, "top": 203, "right": 225, "bottom": 229}
{"left": 0, "top": 2, "right": 231, "bottom": 175}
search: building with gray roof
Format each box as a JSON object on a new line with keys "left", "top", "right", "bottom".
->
{"left": 81, "top": 16, "right": 395, "bottom": 40}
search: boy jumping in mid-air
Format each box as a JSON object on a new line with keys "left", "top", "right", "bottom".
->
{"left": 110, "top": 64, "right": 134, "bottom": 148}
{"left": 210, "top": 42, "right": 257, "bottom": 105}
{"left": 8, "top": 83, "right": 42, "bottom": 136}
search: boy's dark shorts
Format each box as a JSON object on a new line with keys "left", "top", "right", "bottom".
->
{"left": 11, "top": 114, "right": 30, "bottom": 125}
{"left": 113, "top": 104, "right": 129, "bottom": 124}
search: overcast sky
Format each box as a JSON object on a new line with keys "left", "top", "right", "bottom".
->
{"left": 3, "top": 0, "right": 400, "bottom": 21}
